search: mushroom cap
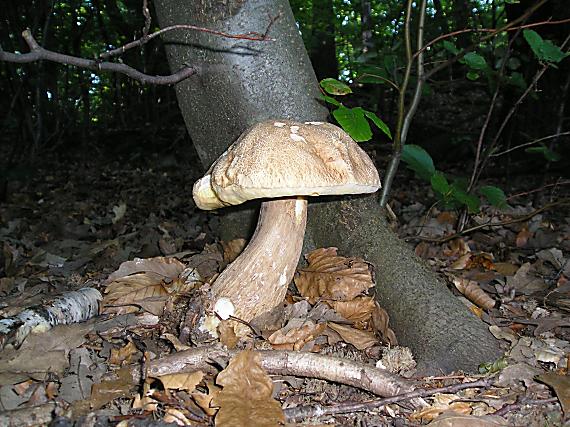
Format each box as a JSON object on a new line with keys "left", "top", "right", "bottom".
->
{"left": 193, "top": 120, "right": 381, "bottom": 210}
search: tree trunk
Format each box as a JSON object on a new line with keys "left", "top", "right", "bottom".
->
{"left": 154, "top": 0, "right": 502, "bottom": 374}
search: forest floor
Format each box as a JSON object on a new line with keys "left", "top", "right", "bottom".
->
{"left": 0, "top": 135, "right": 569, "bottom": 426}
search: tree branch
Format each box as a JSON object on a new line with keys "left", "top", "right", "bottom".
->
{"left": 99, "top": 14, "right": 280, "bottom": 60}
{"left": 0, "top": 29, "right": 197, "bottom": 85}
{"left": 0, "top": 14, "right": 280, "bottom": 85}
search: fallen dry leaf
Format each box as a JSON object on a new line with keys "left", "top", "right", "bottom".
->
{"left": 90, "top": 366, "right": 137, "bottom": 410}
{"left": 452, "top": 277, "right": 495, "bottom": 310}
{"left": 103, "top": 272, "right": 171, "bottom": 314}
{"left": 105, "top": 256, "right": 185, "bottom": 284}
{"left": 537, "top": 372, "right": 570, "bottom": 416}
{"left": 163, "top": 407, "right": 193, "bottom": 425}
{"left": 428, "top": 411, "right": 508, "bottom": 426}
{"left": 109, "top": 341, "right": 139, "bottom": 366}
{"left": 327, "top": 322, "right": 377, "bottom": 350}
{"left": 268, "top": 320, "right": 326, "bottom": 351}
{"left": 218, "top": 321, "right": 239, "bottom": 349}
{"left": 506, "top": 262, "right": 547, "bottom": 295}
{"left": 331, "top": 296, "right": 375, "bottom": 326}
{"left": 371, "top": 303, "right": 398, "bottom": 346}
{"left": 516, "top": 226, "right": 533, "bottom": 247}
{"left": 295, "top": 247, "right": 374, "bottom": 303}
{"left": 412, "top": 393, "right": 472, "bottom": 422}
{"left": 192, "top": 380, "right": 220, "bottom": 417}
{"left": 157, "top": 371, "right": 204, "bottom": 393}
{"left": 221, "top": 239, "right": 247, "bottom": 264}
{"left": 212, "top": 351, "right": 284, "bottom": 426}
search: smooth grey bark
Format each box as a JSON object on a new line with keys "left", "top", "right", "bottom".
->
{"left": 154, "top": 0, "right": 502, "bottom": 374}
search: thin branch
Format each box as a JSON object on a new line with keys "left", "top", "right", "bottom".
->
{"left": 353, "top": 72, "right": 400, "bottom": 91}
{"left": 473, "top": 33, "right": 570, "bottom": 187}
{"left": 284, "top": 378, "right": 494, "bottom": 421}
{"left": 491, "top": 131, "right": 570, "bottom": 157}
{"left": 467, "top": 18, "right": 527, "bottom": 194}
{"left": 417, "top": 17, "right": 570, "bottom": 59}
{"left": 99, "top": 14, "right": 280, "bottom": 60}
{"left": 0, "top": 29, "right": 196, "bottom": 85}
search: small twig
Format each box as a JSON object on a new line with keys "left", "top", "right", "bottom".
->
{"left": 507, "top": 179, "right": 570, "bottom": 200}
{"left": 99, "top": 14, "right": 280, "bottom": 60}
{"left": 284, "top": 378, "right": 495, "bottom": 421}
{"left": 353, "top": 72, "right": 399, "bottom": 91}
{"left": 416, "top": 17, "right": 570, "bottom": 59}
{"left": 491, "top": 131, "right": 570, "bottom": 157}
{"left": 407, "top": 199, "right": 570, "bottom": 244}
{"left": 493, "top": 396, "right": 558, "bottom": 417}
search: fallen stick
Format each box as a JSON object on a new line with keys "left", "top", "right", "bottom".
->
{"left": 0, "top": 288, "right": 102, "bottom": 350}
{"left": 147, "top": 346, "right": 420, "bottom": 404}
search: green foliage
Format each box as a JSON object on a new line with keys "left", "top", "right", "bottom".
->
{"left": 401, "top": 145, "right": 435, "bottom": 182}
{"left": 332, "top": 106, "right": 372, "bottom": 141}
{"left": 523, "top": 30, "right": 569, "bottom": 64}
{"left": 401, "top": 145, "right": 507, "bottom": 213}
{"left": 479, "top": 186, "right": 508, "bottom": 209}
{"left": 525, "top": 145, "right": 561, "bottom": 162}
{"left": 319, "top": 79, "right": 391, "bottom": 141}
{"left": 320, "top": 78, "right": 352, "bottom": 95}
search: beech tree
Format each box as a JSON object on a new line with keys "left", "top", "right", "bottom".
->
{"left": 153, "top": 0, "right": 501, "bottom": 374}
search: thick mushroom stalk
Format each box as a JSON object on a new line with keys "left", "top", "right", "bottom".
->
{"left": 211, "top": 197, "right": 307, "bottom": 325}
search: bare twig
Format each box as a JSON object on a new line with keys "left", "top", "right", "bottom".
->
{"left": 0, "top": 29, "right": 197, "bottom": 85}
{"left": 99, "top": 14, "right": 280, "bottom": 60}
{"left": 417, "top": 17, "right": 570, "bottom": 59}
{"left": 507, "top": 180, "right": 570, "bottom": 200}
{"left": 473, "top": 33, "right": 570, "bottom": 188}
{"left": 284, "top": 377, "right": 494, "bottom": 421}
{"left": 491, "top": 132, "right": 570, "bottom": 157}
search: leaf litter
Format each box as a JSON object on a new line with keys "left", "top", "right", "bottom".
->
{"left": 0, "top": 149, "right": 569, "bottom": 426}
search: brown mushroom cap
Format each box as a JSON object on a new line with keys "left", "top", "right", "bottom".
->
{"left": 193, "top": 120, "right": 380, "bottom": 210}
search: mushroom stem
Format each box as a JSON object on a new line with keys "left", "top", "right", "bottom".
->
{"left": 210, "top": 197, "right": 308, "bottom": 325}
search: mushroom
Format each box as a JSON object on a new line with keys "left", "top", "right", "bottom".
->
{"left": 193, "top": 120, "right": 380, "bottom": 333}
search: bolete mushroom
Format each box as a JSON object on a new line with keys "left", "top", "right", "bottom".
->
{"left": 193, "top": 120, "right": 380, "bottom": 332}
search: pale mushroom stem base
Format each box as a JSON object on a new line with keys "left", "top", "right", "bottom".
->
{"left": 210, "top": 197, "right": 308, "bottom": 327}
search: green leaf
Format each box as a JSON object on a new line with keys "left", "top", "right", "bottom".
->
{"left": 320, "top": 78, "right": 352, "bottom": 95}
{"left": 401, "top": 145, "right": 435, "bottom": 182}
{"left": 479, "top": 185, "right": 508, "bottom": 209}
{"left": 523, "top": 29, "right": 569, "bottom": 63}
{"left": 332, "top": 106, "right": 372, "bottom": 142}
{"left": 463, "top": 52, "right": 488, "bottom": 70}
{"left": 450, "top": 184, "right": 480, "bottom": 213}
{"left": 525, "top": 145, "right": 561, "bottom": 162}
{"left": 442, "top": 40, "right": 459, "bottom": 55}
{"left": 506, "top": 72, "right": 527, "bottom": 91}
{"left": 319, "top": 94, "right": 341, "bottom": 106}
{"left": 363, "top": 110, "right": 392, "bottom": 139}
{"left": 466, "top": 71, "right": 480, "bottom": 80}
{"left": 430, "top": 171, "right": 451, "bottom": 196}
